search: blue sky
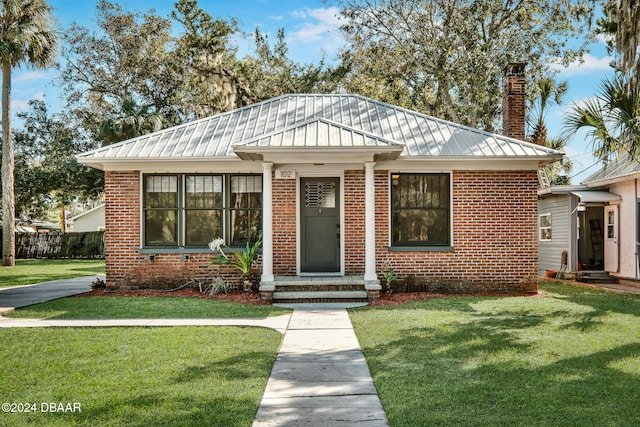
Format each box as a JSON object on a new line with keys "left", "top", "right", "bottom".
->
{"left": 13, "top": 0, "right": 615, "bottom": 183}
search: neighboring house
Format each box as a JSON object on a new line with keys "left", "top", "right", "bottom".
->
{"left": 538, "top": 153, "right": 639, "bottom": 284}
{"left": 17, "top": 221, "right": 61, "bottom": 233}
{"left": 70, "top": 204, "right": 106, "bottom": 232}
{"left": 78, "top": 64, "right": 560, "bottom": 302}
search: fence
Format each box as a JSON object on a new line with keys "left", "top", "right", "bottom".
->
{"left": 12, "top": 231, "right": 105, "bottom": 259}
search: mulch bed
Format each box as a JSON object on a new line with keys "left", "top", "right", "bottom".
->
{"left": 77, "top": 287, "right": 546, "bottom": 307}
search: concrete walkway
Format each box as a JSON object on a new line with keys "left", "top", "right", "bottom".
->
{"left": 0, "top": 314, "right": 292, "bottom": 332}
{"left": 253, "top": 306, "right": 389, "bottom": 427}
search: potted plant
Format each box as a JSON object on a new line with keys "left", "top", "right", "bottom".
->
{"left": 210, "top": 238, "right": 262, "bottom": 291}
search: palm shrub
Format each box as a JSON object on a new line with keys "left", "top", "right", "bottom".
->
{"left": 210, "top": 238, "right": 262, "bottom": 291}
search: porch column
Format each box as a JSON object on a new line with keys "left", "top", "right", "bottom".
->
{"left": 364, "top": 162, "right": 380, "bottom": 291}
{"left": 260, "top": 162, "right": 275, "bottom": 295}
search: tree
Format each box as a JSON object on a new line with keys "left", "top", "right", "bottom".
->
{"left": 58, "top": 0, "right": 178, "bottom": 136}
{"left": 598, "top": 0, "right": 640, "bottom": 88}
{"left": 563, "top": 75, "right": 640, "bottom": 163}
{"left": 11, "top": 100, "right": 104, "bottom": 225}
{"left": 0, "top": 0, "right": 56, "bottom": 266}
{"left": 529, "top": 77, "right": 568, "bottom": 146}
{"left": 336, "top": 0, "right": 595, "bottom": 132}
{"left": 240, "top": 28, "right": 348, "bottom": 101}
{"left": 171, "top": 0, "right": 248, "bottom": 119}
{"left": 528, "top": 77, "right": 572, "bottom": 184}
{"left": 59, "top": 0, "right": 347, "bottom": 132}
{"left": 98, "top": 98, "right": 162, "bottom": 146}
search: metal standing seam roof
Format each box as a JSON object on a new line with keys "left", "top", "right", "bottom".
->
{"left": 582, "top": 152, "right": 640, "bottom": 185}
{"left": 77, "top": 93, "right": 561, "bottom": 163}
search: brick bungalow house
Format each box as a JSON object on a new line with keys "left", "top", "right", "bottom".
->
{"left": 78, "top": 64, "right": 561, "bottom": 303}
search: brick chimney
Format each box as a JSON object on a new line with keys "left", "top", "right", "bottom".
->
{"left": 502, "top": 63, "right": 527, "bottom": 140}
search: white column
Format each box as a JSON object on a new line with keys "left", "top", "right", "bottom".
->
{"left": 364, "top": 162, "right": 380, "bottom": 286}
{"left": 261, "top": 162, "right": 274, "bottom": 287}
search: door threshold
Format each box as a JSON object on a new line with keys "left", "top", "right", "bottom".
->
{"left": 298, "top": 272, "right": 343, "bottom": 277}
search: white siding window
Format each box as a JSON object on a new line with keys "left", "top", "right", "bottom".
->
{"left": 539, "top": 214, "right": 552, "bottom": 241}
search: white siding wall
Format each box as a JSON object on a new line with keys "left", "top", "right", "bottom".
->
{"left": 608, "top": 180, "right": 638, "bottom": 279}
{"left": 71, "top": 205, "right": 106, "bottom": 232}
{"left": 538, "top": 195, "right": 572, "bottom": 275}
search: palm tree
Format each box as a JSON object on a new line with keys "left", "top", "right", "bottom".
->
{"left": 530, "top": 77, "right": 568, "bottom": 146}
{"left": 1, "top": 0, "right": 57, "bottom": 267}
{"left": 529, "top": 77, "right": 572, "bottom": 183}
{"left": 98, "top": 98, "right": 162, "bottom": 146}
{"left": 563, "top": 75, "right": 640, "bottom": 163}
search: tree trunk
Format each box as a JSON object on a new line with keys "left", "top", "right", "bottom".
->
{"left": 61, "top": 206, "right": 66, "bottom": 232}
{"left": 2, "top": 60, "right": 15, "bottom": 267}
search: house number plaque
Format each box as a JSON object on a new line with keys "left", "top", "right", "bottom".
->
{"left": 276, "top": 169, "right": 296, "bottom": 179}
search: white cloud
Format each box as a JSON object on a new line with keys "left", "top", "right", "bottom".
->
{"left": 551, "top": 53, "right": 613, "bottom": 76}
{"left": 11, "top": 92, "right": 46, "bottom": 113}
{"left": 288, "top": 6, "right": 344, "bottom": 54}
{"left": 11, "top": 99, "right": 30, "bottom": 112}
{"left": 291, "top": 10, "right": 308, "bottom": 20}
{"left": 14, "top": 70, "right": 53, "bottom": 83}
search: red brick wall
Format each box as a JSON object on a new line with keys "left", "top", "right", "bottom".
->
{"left": 369, "top": 170, "right": 539, "bottom": 293}
{"left": 105, "top": 169, "right": 538, "bottom": 293}
{"left": 272, "top": 178, "right": 297, "bottom": 275}
{"left": 502, "top": 65, "right": 526, "bottom": 140}
{"left": 344, "top": 171, "right": 366, "bottom": 274}
{"left": 104, "top": 171, "right": 251, "bottom": 289}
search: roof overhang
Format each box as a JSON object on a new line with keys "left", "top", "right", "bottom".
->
{"left": 571, "top": 190, "right": 622, "bottom": 205}
{"left": 231, "top": 146, "right": 403, "bottom": 163}
{"left": 76, "top": 156, "right": 253, "bottom": 172}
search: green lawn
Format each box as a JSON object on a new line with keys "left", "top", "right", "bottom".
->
{"left": 350, "top": 281, "right": 640, "bottom": 426}
{"left": 0, "top": 259, "right": 105, "bottom": 287}
{"left": 1, "top": 326, "right": 280, "bottom": 427}
{"left": 4, "top": 295, "right": 291, "bottom": 319}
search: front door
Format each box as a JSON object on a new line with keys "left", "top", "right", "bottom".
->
{"left": 300, "top": 177, "right": 340, "bottom": 273}
{"left": 604, "top": 204, "right": 619, "bottom": 272}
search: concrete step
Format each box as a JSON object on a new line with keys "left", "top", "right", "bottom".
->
{"left": 274, "top": 283, "right": 365, "bottom": 292}
{"left": 579, "top": 271, "right": 618, "bottom": 284}
{"left": 271, "top": 276, "right": 370, "bottom": 304}
{"left": 272, "top": 290, "right": 369, "bottom": 304}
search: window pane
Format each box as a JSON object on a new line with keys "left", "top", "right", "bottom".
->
{"left": 186, "top": 175, "right": 222, "bottom": 208}
{"left": 230, "top": 209, "right": 262, "bottom": 246}
{"left": 394, "top": 209, "right": 449, "bottom": 244}
{"left": 145, "top": 175, "right": 178, "bottom": 208}
{"left": 145, "top": 210, "right": 177, "bottom": 245}
{"left": 540, "top": 215, "right": 551, "bottom": 228}
{"left": 185, "top": 210, "right": 222, "bottom": 246}
{"left": 231, "top": 176, "right": 262, "bottom": 209}
{"left": 391, "top": 173, "right": 450, "bottom": 246}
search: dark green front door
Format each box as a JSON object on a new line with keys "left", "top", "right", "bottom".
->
{"left": 301, "top": 177, "right": 340, "bottom": 273}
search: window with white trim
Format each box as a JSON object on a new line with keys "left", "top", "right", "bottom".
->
{"left": 539, "top": 213, "right": 552, "bottom": 241}
{"left": 143, "top": 174, "right": 262, "bottom": 248}
{"left": 391, "top": 173, "right": 451, "bottom": 247}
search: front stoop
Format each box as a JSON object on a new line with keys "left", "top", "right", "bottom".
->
{"left": 271, "top": 276, "right": 370, "bottom": 304}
